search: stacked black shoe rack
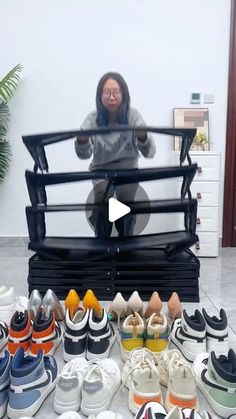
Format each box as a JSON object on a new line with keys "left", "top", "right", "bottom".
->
{"left": 23, "top": 126, "right": 200, "bottom": 301}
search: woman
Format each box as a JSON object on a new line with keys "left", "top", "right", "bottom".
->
{"left": 75, "top": 72, "right": 156, "bottom": 237}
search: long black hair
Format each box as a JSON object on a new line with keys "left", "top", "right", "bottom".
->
{"left": 96, "top": 72, "right": 130, "bottom": 126}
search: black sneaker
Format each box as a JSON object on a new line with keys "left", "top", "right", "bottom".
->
{"left": 63, "top": 307, "right": 89, "bottom": 362}
{"left": 87, "top": 308, "right": 115, "bottom": 360}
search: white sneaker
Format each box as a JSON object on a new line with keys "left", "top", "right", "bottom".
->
{"left": 0, "top": 286, "right": 27, "bottom": 325}
{"left": 88, "top": 412, "right": 123, "bottom": 419}
{"left": 202, "top": 308, "right": 229, "bottom": 356}
{"left": 122, "top": 348, "right": 163, "bottom": 415}
{"left": 81, "top": 358, "right": 121, "bottom": 416}
{"left": 54, "top": 357, "right": 89, "bottom": 414}
{"left": 58, "top": 412, "right": 82, "bottom": 419}
{"left": 165, "top": 353, "right": 197, "bottom": 411}
{"left": 171, "top": 309, "right": 206, "bottom": 362}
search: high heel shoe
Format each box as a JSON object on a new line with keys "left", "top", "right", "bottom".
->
{"left": 168, "top": 291, "right": 182, "bottom": 320}
{"left": 108, "top": 292, "right": 127, "bottom": 329}
{"left": 27, "top": 289, "right": 42, "bottom": 320}
{"left": 83, "top": 289, "right": 102, "bottom": 318}
{"left": 144, "top": 291, "right": 162, "bottom": 318}
{"left": 65, "top": 289, "right": 80, "bottom": 319}
{"left": 43, "top": 289, "right": 64, "bottom": 321}
{"left": 126, "top": 291, "right": 143, "bottom": 317}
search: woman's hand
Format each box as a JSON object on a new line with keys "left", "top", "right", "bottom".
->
{"left": 135, "top": 130, "right": 147, "bottom": 142}
{"left": 76, "top": 136, "right": 90, "bottom": 144}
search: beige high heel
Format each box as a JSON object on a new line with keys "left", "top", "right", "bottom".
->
{"left": 144, "top": 291, "right": 163, "bottom": 318}
{"left": 126, "top": 291, "right": 143, "bottom": 317}
{"left": 168, "top": 291, "right": 182, "bottom": 320}
{"left": 108, "top": 292, "right": 127, "bottom": 329}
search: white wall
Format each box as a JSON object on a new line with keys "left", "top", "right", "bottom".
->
{"left": 0, "top": 0, "right": 231, "bottom": 237}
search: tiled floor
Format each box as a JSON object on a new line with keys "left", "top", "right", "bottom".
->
{"left": 1, "top": 245, "right": 236, "bottom": 418}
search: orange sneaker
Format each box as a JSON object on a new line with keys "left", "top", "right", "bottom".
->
{"left": 65, "top": 289, "right": 80, "bottom": 319}
{"left": 30, "top": 310, "right": 62, "bottom": 356}
{"left": 83, "top": 289, "right": 102, "bottom": 318}
{"left": 8, "top": 310, "right": 31, "bottom": 355}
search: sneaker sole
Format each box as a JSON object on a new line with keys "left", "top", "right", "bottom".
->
{"left": 129, "top": 391, "right": 163, "bottom": 415}
{"left": 86, "top": 332, "right": 116, "bottom": 361}
{"left": 0, "top": 400, "right": 7, "bottom": 419}
{"left": 165, "top": 389, "right": 198, "bottom": 412}
{"left": 54, "top": 397, "right": 80, "bottom": 415}
{"left": 80, "top": 382, "right": 120, "bottom": 416}
{"left": 7, "top": 380, "right": 56, "bottom": 419}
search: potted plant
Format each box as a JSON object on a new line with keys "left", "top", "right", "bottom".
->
{"left": 0, "top": 64, "right": 22, "bottom": 183}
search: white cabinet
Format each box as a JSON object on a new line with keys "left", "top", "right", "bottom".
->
{"left": 173, "top": 152, "right": 220, "bottom": 257}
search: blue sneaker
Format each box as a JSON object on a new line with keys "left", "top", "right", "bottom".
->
{"left": 7, "top": 346, "right": 58, "bottom": 419}
{"left": 0, "top": 351, "right": 11, "bottom": 418}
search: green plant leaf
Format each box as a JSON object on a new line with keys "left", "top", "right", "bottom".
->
{"left": 0, "top": 64, "right": 23, "bottom": 103}
{"left": 0, "top": 139, "right": 11, "bottom": 183}
{"left": 0, "top": 101, "right": 10, "bottom": 137}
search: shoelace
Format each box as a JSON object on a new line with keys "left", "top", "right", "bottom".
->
{"left": 122, "top": 348, "right": 159, "bottom": 388}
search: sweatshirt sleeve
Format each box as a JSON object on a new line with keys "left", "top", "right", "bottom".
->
{"left": 74, "top": 112, "right": 95, "bottom": 160}
{"left": 133, "top": 109, "right": 156, "bottom": 158}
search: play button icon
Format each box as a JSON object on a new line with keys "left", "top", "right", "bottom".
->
{"left": 108, "top": 197, "right": 131, "bottom": 222}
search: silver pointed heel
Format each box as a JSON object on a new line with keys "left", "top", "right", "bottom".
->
{"left": 28, "top": 289, "right": 42, "bottom": 320}
{"left": 43, "top": 289, "right": 64, "bottom": 321}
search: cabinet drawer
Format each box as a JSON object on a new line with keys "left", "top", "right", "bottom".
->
{"left": 190, "top": 154, "right": 220, "bottom": 181}
{"left": 190, "top": 182, "right": 219, "bottom": 206}
{"left": 196, "top": 207, "right": 219, "bottom": 231}
{"left": 191, "top": 232, "right": 219, "bottom": 257}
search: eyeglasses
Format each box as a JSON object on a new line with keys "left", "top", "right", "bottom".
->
{"left": 102, "top": 90, "right": 122, "bottom": 99}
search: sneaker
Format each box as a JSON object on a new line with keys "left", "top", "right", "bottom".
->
{"left": 54, "top": 357, "right": 89, "bottom": 414}
{"left": 135, "top": 403, "right": 182, "bottom": 418}
{"left": 0, "top": 351, "right": 11, "bottom": 418}
{"left": 87, "top": 309, "right": 115, "bottom": 360}
{"left": 122, "top": 348, "right": 163, "bottom": 415}
{"left": 59, "top": 413, "right": 82, "bottom": 419}
{"left": 63, "top": 308, "right": 89, "bottom": 362}
{"left": 119, "top": 312, "right": 145, "bottom": 361}
{"left": 193, "top": 349, "right": 236, "bottom": 418}
{"left": 0, "top": 286, "right": 28, "bottom": 326}
{"left": 181, "top": 409, "right": 213, "bottom": 418}
{"left": 30, "top": 310, "right": 62, "bottom": 356}
{"left": 165, "top": 354, "right": 198, "bottom": 411}
{"left": 88, "top": 412, "right": 123, "bottom": 419}
{"left": 81, "top": 358, "right": 121, "bottom": 416}
{"left": 145, "top": 312, "right": 169, "bottom": 355}
{"left": 202, "top": 308, "right": 229, "bottom": 355}
{"left": 7, "top": 347, "right": 58, "bottom": 418}
{"left": 8, "top": 311, "right": 31, "bottom": 356}
{"left": 0, "top": 321, "right": 8, "bottom": 352}
{"left": 171, "top": 310, "right": 206, "bottom": 362}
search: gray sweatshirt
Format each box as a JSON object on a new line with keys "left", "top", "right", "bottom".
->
{"left": 75, "top": 107, "right": 156, "bottom": 171}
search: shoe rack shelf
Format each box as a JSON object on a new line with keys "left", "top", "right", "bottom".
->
{"left": 28, "top": 248, "right": 200, "bottom": 302}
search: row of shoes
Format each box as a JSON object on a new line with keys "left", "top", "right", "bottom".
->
{"left": 54, "top": 347, "right": 215, "bottom": 418}
{"left": 108, "top": 291, "right": 182, "bottom": 327}
{"left": 0, "top": 347, "right": 58, "bottom": 418}
{"left": 0, "top": 308, "right": 62, "bottom": 357}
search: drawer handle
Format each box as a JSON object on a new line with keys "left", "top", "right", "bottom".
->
{"left": 197, "top": 218, "right": 201, "bottom": 224}
{"left": 197, "top": 166, "right": 202, "bottom": 173}
{"left": 197, "top": 192, "right": 202, "bottom": 200}
{"left": 195, "top": 242, "right": 200, "bottom": 250}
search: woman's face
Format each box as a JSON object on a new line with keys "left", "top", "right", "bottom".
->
{"left": 101, "top": 78, "right": 123, "bottom": 113}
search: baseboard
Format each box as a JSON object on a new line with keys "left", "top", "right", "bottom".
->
{"left": 0, "top": 236, "right": 28, "bottom": 247}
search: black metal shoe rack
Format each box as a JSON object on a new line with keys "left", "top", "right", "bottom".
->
{"left": 23, "top": 126, "right": 200, "bottom": 301}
